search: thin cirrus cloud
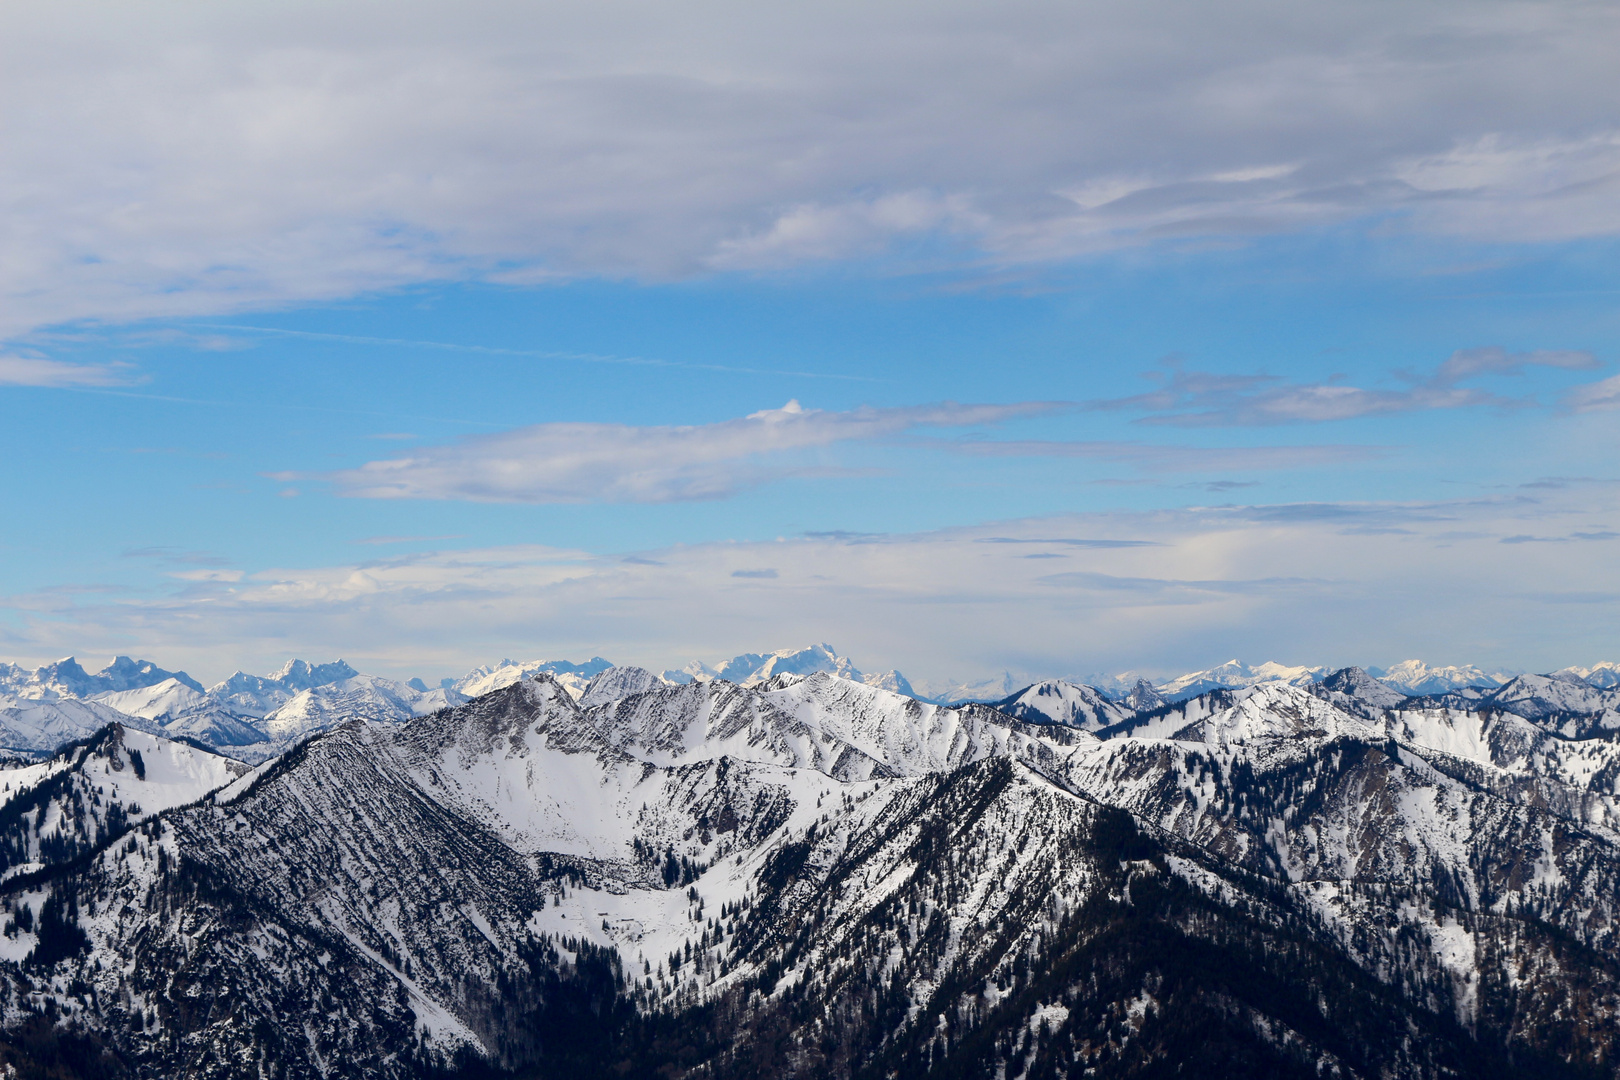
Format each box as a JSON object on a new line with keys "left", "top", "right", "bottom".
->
{"left": 4, "top": 3, "right": 1620, "bottom": 334}
{"left": 1095, "top": 347, "right": 1600, "bottom": 426}
{"left": 303, "top": 400, "right": 1064, "bottom": 504}
{"left": 0, "top": 356, "right": 134, "bottom": 388}
{"left": 952, "top": 439, "right": 1383, "bottom": 470}
{"left": 1565, "top": 374, "right": 1620, "bottom": 413}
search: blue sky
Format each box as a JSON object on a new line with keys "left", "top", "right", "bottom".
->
{"left": 2, "top": 1, "right": 1618, "bottom": 688}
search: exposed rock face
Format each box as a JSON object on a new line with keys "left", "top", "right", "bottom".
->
{"left": 5, "top": 671, "right": 1620, "bottom": 1078}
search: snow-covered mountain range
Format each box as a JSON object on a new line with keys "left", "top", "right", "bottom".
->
{"left": 1, "top": 646, "right": 1610, "bottom": 764}
{"left": 5, "top": 640, "right": 1620, "bottom": 1076}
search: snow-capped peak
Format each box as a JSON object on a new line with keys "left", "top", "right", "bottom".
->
{"left": 451, "top": 656, "right": 613, "bottom": 699}
{"left": 1315, "top": 666, "right": 1410, "bottom": 711}
{"left": 1155, "top": 659, "right": 1327, "bottom": 700}
{"left": 994, "top": 680, "right": 1136, "bottom": 732}
{"left": 0, "top": 655, "right": 202, "bottom": 701}
{"left": 1558, "top": 662, "right": 1620, "bottom": 689}
{"left": 684, "top": 643, "right": 917, "bottom": 698}
{"left": 707, "top": 643, "right": 858, "bottom": 685}
{"left": 1373, "top": 659, "right": 1507, "bottom": 694}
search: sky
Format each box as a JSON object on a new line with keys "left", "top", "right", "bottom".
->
{"left": 2, "top": 0, "right": 1619, "bottom": 689}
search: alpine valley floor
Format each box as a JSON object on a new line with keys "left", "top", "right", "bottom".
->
{"left": 5, "top": 662, "right": 1620, "bottom": 1078}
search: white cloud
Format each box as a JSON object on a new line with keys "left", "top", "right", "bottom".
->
{"left": 6, "top": 488, "right": 1620, "bottom": 687}
{"left": 0, "top": 356, "right": 134, "bottom": 387}
{"left": 305, "top": 400, "right": 1062, "bottom": 503}
{"left": 2, "top": 2, "right": 1620, "bottom": 334}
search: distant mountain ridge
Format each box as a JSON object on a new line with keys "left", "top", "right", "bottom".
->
{"left": 0, "top": 655, "right": 203, "bottom": 700}
{"left": 1, "top": 646, "right": 1614, "bottom": 764}
{"left": 675, "top": 642, "right": 916, "bottom": 697}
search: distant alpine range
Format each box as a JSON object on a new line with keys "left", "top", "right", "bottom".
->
{"left": 4, "top": 644, "right": 1620, "bottom": 1078}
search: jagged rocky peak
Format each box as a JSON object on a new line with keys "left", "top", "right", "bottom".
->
{"left": 579, "top": 665, "right": 665, "bottom": 708}
{"left": 0, "top": 655, "right": 203, "bottom": 701}
{"left": 408, "top": 669, "right": 588, "bottom": 755}
{"left": 1123, "top": 677, "right": 1166, "bottom": 712}
{"left": 1317, "top": 665, "right": 1411, "bottom": 710}
{"left": 859, "top": 668, "right": 915, "bottom": 696}
{"left": 266, "top": 657, "right": 360, "bottom": 690}
{"left": 206, "top": 657, "right": 359, "bottom": 708}
{"left": 23, "top": 656, "right": 96, "bottom": 697}
{"left": 96, "top": 655, "right": 206, "bottom": 694}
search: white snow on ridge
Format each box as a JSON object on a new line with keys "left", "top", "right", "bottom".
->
{"left": 687, "top": 643, "right": 918, "bottom": 699}
{"left": 452, "top": 657, "right": 613, "bottom": 699}
{"left": 1374, "top": 660, "right": 1508, "bottom": 694}
{"left": 993, "top": 680, "right": 1136, "bottom": 732}
{"left": 1562, "top": 662, "right": 1620, "bottom": 689}
{"left": 756, "top": 673, "right": 1095, "bottom": 776}
{"left": 207, "top": 659, "right": 361, "bottom": 716}
{"left": 1, "top": 725, "right": 247, "bottom": 880}
{"left": 1484, "top": 672, "right": 1620, "bottom": 719}
{"left": 91, "top": 677, "right": 208, "bottom": 721}
{"left": 259, "top": 674, "right": 466, "bottom": 743}
{"left": 0, "top": 698, "right": 155, "bottom": 755}
{"left": 579, "top": 666, "right": 666, "bottom": 708}
{"left": 1156, "top": 659, "right": 1327, "bottom": 699}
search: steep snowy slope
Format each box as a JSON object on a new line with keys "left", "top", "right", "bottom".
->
{"left": 992, "top": 679, "right": 1137, "bottom": 731}
{"left": 90, "top": 677, "right": 207, "bottom": 721}
{"left": 0, "top": 678, "right": 891, "bottom": 1073}
{"left": 0, "top": 724, "right": 246, "bottom": 883}
{"left": 1156, "top": 658, "right": 1326, "bottom": 699}
{"left": 1474, "top": 672, "right": 1620, "bottom": 733}
{"left": 11, "top": 666, "right": 1620, "bottom": 1078}
{"left": 578, "top": 665, "right": 667, "bottom": 708}
{"left": 258, "top": 674, "right": 465, "bottom": 744}
{"left": 756, "top": 672, "right": 1093, "bottom": 770}
{"left": 578, "top": 672, "right": 1089, "bottom": 783}
{"left": 0, "top": 698, "right": 154, "bottom": 756}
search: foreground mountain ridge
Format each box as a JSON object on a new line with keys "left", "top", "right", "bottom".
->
{"left": 5, "top": 655, "right": 1620, "bottom": 1077}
